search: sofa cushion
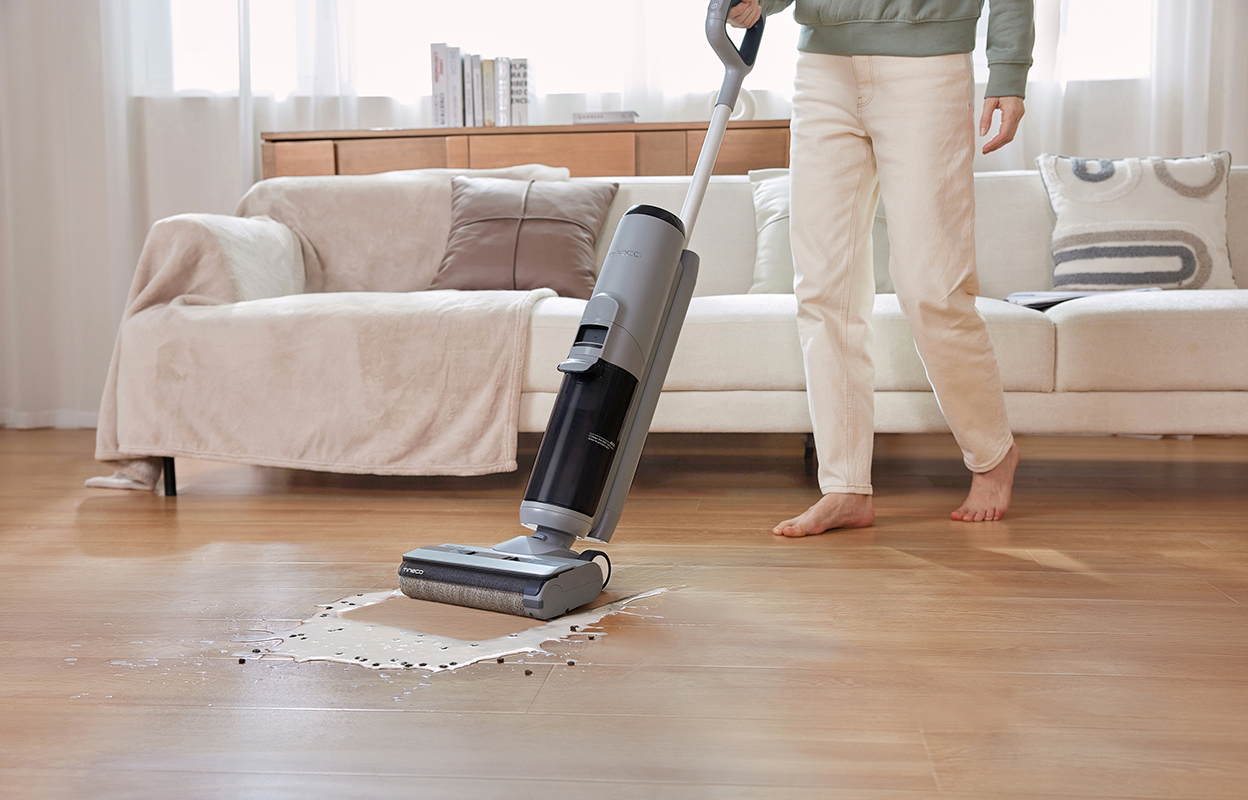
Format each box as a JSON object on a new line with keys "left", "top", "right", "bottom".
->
{"left": 588, "top": 176, "right": 759, "bottom": 297}
{"left": 746, "top": 168, "right": 892, "bottom": 294}
{"left": 1048, "top": 289, "right": 1248, "bottom": 391}
{"left": 235, "top": 164, "right": 570, "bottom": 294}
{"left": 972, "top": 171, "right": 1061, "bottom": 299}
{"left": 524, "top": 293, "right": 1055, "bottom": 394}
{"left": 872, "top": 296, "right": 1055, "bottom": 393}
{"left": 430, "top": 176, "right": 618, "bottom": 299}
{"left": 525, "top": 294, "right": 805, "bottom": 392}
{"left": 747, "top": 169, "right": 795, "bottom": 293}
{"left": 1036, "top": 152, "right": 1236, "bottom": 290}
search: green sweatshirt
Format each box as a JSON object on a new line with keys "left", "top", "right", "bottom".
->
{"left": 756, "top": 0, "right": 1034, "bottom": 98}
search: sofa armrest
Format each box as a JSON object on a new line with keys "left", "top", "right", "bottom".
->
{"left": 122, "top": 213, "right": 304, "bottom": 318}
{"left": 93, "top": 214, "right": 304, "bottom": 470}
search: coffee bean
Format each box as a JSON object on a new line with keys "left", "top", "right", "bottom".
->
{"left": 524, "top": 669, "right": 533, "bottom": 676}
{"left": 238, "top": 658, "right": 245, "bottom": 664}
{"left": 567, "top": 660, "right": 575, "bottom": 666}
{"left": 497, "top": 657, "right": 505, "bottom": 664}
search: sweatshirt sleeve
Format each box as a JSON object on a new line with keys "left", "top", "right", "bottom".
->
{"left": 759, "top": 0, "right": 796, "bottom": 14}
{"left": 985, "top": 0, "right": 1036, "bottom": 97}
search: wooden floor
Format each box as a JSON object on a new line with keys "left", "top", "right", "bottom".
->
{"left": 2, "top": 429, "right": 1247, "bottom": 799}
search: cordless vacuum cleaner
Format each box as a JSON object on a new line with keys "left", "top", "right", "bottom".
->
{"left": 398, "top": 1, "right": 764, "bottom": 620}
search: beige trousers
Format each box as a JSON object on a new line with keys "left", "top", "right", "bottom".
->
{"left": 790, "top": 51, "right": 1014, "bottom": 494}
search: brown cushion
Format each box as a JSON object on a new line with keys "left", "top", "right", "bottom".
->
{"left": 430, "top": 176, "right": 618, "bottom": 299}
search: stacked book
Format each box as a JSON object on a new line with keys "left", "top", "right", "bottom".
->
{"left": 430, "top": 44, "right": 531, "bottom": 128}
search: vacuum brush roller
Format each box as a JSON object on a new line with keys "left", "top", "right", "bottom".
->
{"left": 398, "top": 545, "right": 609, "bottom": 619}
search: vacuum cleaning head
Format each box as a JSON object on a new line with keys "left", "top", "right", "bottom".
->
{"left": 398, "top": 544, "right": 609, "bottom": 619}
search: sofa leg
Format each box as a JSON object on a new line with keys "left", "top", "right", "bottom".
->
{"left": 803, "top": 433, "right": 815, "bottom": 461}
{"left": 163, "top": 457, "right": 177, "bottom": 497}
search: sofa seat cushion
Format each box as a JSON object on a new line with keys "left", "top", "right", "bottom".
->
{"left": 526, "top": 294, "right": 806, "bottom": 392}
{"left": 1048, "top": 289, "right": 1248, "bottom": 391}
{"left": 872, "top": 295, "right": 1055, "bottom": 392}
{"left": 525, "top": 293, "right": 1055, "bottom": 394}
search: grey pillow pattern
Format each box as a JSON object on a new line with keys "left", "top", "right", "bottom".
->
{"left": 1037, "top": 152, "right": 1235, "bottom": 290}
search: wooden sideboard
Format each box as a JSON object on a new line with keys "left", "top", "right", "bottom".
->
{"left": 261, "top": 120, "right": 790, "bottom": 179}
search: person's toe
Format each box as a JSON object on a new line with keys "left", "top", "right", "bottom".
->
{"left": 773, "top": 517, "right": 798, "bottom": 535}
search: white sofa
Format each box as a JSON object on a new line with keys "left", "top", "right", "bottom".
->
{"left": 96, "top": 166, "right": 1248, "bottom": 485}
{"left": 531, "top": 168, "right": 1248, "bottom": 437}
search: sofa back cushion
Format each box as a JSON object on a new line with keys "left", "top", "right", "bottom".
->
{"left": 236, "top": 164, "right": 570, "bottom": 293}
{"left": 971, "top": 171, "right": 1062, "bottom": 299}
{"left": 585, "top": 176, "right": 759, "bottom": 297}
{"left": 1228, "top": 167, "right": 1248, "bottom": 289}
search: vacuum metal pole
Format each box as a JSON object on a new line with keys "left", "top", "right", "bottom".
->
{"left": 679, "top": 102, "right": 733, "bottom": 239}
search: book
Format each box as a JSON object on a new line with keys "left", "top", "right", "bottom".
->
{"left": 573, "top": 111, "right": 639, "bottom": 124}
{"left": 470, "top": 54, "right": 484, "bottom": 129}
{"left": 481, "top": 59, "right": 496, "bottom": 126}
{"left": 1004, "top": 287, "right": 1162, "bottom": 311}
{"left": 430, "top": 43, "right": 449, "bottom": 128}
{"left": 447, "top": 46, "right": 463, "bottom": 128}
{"left": 461, "top": 54, "right": 476, "bottom": 127}
{"left": 494, "top": 56, "right": 511, "bottom": 127}
{"left": 510, "top": 58, "right": 529, "bottom": 126}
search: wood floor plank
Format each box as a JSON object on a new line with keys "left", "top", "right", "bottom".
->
{"left": 0, "top": 705, "right": 936, "bottom": 791}
{"left": 924, "top": 727, "right": 1248, "bottom": 799}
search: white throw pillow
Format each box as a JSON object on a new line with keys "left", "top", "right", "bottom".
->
{"left": 1036, "top": 152, "right": 1236, "bottom": 290}
{"left": 747, "top": 168, "right": 892, "bottom": 294}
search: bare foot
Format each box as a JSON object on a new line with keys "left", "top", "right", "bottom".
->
{"left": 773, "top": 492, "right": 874, "bottom": 537}
{"left": 950, "top": 442, "right": 1020, "bottom": 522}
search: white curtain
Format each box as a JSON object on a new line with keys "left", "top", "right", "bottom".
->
{"left": 975, "top": 0, "right": 1248, "bottom": 171}
{"left": 0, "top": 0, "right": 130, "bottom": 428}
{"left": 1, "top": 0, "right": 1245, "bottom": 429}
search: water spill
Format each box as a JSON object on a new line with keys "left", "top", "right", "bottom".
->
{"left": 234, "top": 587, "right": 670, "bottom": 674}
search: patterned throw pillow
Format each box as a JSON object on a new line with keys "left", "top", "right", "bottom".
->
{"left": 1036, "top": 152, "right": 1235, "bottom": 290}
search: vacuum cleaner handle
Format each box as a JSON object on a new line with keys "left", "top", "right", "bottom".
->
{"left": 680, "top": 1, "right": 765, "bottom": 237}
{"left": 706, "top": 0, "right": 765, "bottom": 110}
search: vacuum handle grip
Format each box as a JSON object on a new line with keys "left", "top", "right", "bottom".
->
{"left": 706, "top": 0, "right": 765, "bottom": 109}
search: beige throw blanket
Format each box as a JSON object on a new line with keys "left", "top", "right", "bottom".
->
{"left": 106, "top": 288, "right": 552, "bottom": 479}
{"left": 95, "top": 165, "right": 570, "bottom": 487}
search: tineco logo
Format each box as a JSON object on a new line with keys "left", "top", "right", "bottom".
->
{"left": 609, "top": 249, "right": 642, "bottom": 258}
{"left": 402, "top": 565, "right": 424, "bottom": 576}
{"left": 588, "top": 433, "right": 617, "bottom": 450}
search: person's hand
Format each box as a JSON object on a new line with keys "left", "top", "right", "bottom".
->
{"left": 980, "top": 96, "right": 1025, "bottom": 154}
{"left": 728, "top": 0, "right": 762, "bottom": 28}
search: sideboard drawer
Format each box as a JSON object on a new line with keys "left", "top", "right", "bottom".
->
{"left": 336, "top": 137, "right": 452, "bottom": 174}
{"left": 686, "top": 127, "right": 788, "bottom": 175}
{"left": 468, "top": 132, "right": 635, "bottom": 177}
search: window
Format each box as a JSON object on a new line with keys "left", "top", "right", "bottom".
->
{"left": 163, "top": 1, "right": 1156, "bottom": 103}
{"left": 973, "top": 0, "right": 1153, "bottom": 85}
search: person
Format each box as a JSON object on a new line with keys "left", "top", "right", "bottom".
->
{"left": 728, "top": 0, "right": 1034, "bottom": 535}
